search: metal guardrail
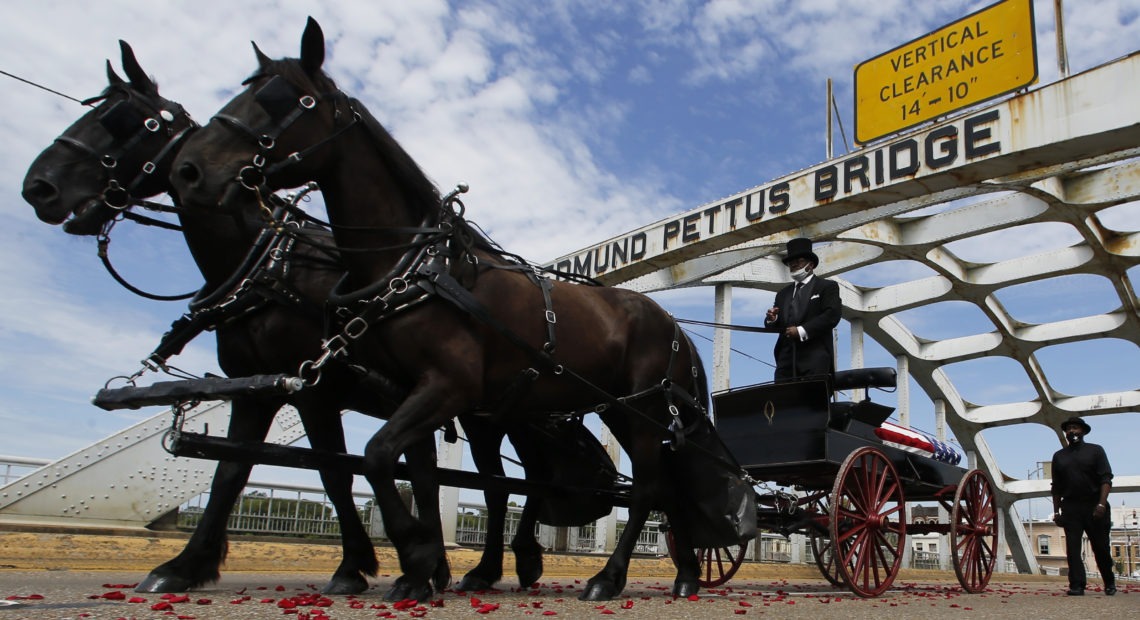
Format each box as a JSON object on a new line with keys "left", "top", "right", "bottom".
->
{"left": 0, "top": 455, "right": 49, "bottom": 486}
{"left": 177, "top": 484, "right": 663, "bottom": 555}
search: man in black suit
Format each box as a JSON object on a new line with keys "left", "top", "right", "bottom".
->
{"left": 1051, "top": 416, "right": 1116, "bottom": 596}
{"left": 763, "top": 237, "right": 842, "bottom": 381}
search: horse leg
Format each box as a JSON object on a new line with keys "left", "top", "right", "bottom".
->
{"left": 136, "top": 397, "right": 277, "bottom": 592}
{"left": 510, "top": 498, "right": 545, "bottom": 589}
{"left": 363, "top": 391, "right": 459, "bottom": 602}
{"left": 385, "top": 434, "right": 451, "bottom": 601}
{"left": 664, "top": 504, "right": 701, "bottom": 598}
{"left": 455, "top": 419, "right": 508, "bottom": 591}
{"left": 298, "top": 401, "right": 378, "bottom": 595}
{"left": 579, "top": 430, "right": 661, "bottom": 601}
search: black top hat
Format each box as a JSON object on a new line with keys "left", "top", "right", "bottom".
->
{"left": 1060, "top": 416, "right": 1092, "bottom": 435}
{"left": 782, "top": 237, "right": 820, "bottom": 267}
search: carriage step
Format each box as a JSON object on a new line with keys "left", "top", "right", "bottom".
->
{"left": 92, "top": 374, "right": 305, "bottom": 410}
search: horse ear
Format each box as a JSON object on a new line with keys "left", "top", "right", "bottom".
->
{"left": 106, "top": 59, "right": 127, "bottom": 87}
{"left": 300, "top": 16, "right": 325, "bottom": 74}
{"left": 119, "top": 40, "right": 157, "bottom": 95}
{"left": 252, "top": 41, "right": 272, "bottom": 69}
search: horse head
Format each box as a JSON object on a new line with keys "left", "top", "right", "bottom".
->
{"left": 22, "top": 41, "right": 196, "bottom": 235}
{"left": 171, "top": 17, "right": 349, "bottom": 214}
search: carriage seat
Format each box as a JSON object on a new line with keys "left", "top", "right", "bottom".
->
{"left": 828, "top": 367, "right": 897, "bottom": 432}
{"left": 831, "top": 367, "right": 897, "bottom": 393}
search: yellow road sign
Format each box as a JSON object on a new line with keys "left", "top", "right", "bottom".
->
{"left": 854, "top": 0, "right": 1037, "bottom": 144}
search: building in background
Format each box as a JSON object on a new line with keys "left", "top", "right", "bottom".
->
{"left": 1006, "top": 505, "right": 1140, "bottom": 578}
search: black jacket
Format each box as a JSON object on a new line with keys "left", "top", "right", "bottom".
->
{"left": 1051, "top": 441, "right": 1113, "bottom": 502}
{"left": 762, "top": 275, "right": 842, "bottom": 381}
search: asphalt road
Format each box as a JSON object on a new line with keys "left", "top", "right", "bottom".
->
{"left": 0, "top": 570, "right": 1133, "bottom": 620}
{"left": 0, "top": 532, "right": 1133, "bottom": 619}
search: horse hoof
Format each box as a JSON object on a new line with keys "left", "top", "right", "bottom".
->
{"left": 385, "top": 582, "right": 432, "bottom": 603}
{"left": 135, "top": 573, "right": 193, "bottom": 593}
{"left": 516, "top": 554, "right": 544, "bottom": 589}
{"left": 578, "top": 581, "right": 618, "bottom": 601}
{"left": 672, "top": 580, "right": 699, "bottom": 598}
{"left": 432, "top": 555, "right": 452, "bottom": 592}
{"left": 455, "top": 574, "right": 495, "bottom": 592}
{"left": 517, "top": 564, "right": 543, "bottom": 589}
{"left": 384, "top": 578, "right": 411, "bottom": 602}
{"left": 384, "top": 578, "right": 432, "bottom": 603}
{"left": 321, "top": 574, "right": 369, "bottom": 595}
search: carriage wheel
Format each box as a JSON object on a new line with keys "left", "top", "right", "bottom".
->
{"left": 664, "top": 530, "right": 747, "bottom": 588}
{"left": 807, "top": 495, "right": 845, "bottom": 587}
{"left": 829, "top": 447, "right": 906, "bottom": 597}
{"left": 951, "top": 469, "right": 998, "bottom": 593}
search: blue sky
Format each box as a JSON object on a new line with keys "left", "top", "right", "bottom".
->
{"left": 2, "top": 1, "right": 1139, "bottom": 514}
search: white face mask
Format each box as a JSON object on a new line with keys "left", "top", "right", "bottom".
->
{"left": 790, "top": 266, "right": 810, "bottom": 283}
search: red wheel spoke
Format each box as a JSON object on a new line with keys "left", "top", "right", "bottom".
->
{"left": 666, "top": 529, "right": 746, "bottom": 588}
{"left": 830, "top": 447, "right": 904, "bottom": 598}
{"left": 952, "top": 470, "right": 997, "bottom": 593}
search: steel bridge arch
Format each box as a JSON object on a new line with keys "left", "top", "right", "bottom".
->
{"left": 552, "top": 52, "right": 1140, "bottom": 574}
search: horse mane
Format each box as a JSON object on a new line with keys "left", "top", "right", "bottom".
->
{"left": 261, "top": 58, "right": 532, "bottom": 266}
{"left": 347, "top": 99, "right": 442, "bottom": 210}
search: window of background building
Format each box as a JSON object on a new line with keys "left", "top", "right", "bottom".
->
{"left": 1037, "top": 534, "right": 1050, "bottom": 555}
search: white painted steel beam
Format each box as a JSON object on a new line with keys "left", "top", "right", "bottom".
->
{"left": 0, "top": 401, "right": 311, "bottom": 528}
{"left": 553, "top": 52, "right": 1140, "bottom": 574}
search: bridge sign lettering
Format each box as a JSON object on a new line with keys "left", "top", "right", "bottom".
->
{"left": 853, "top": 0, "right": 1037, "bottom": 144}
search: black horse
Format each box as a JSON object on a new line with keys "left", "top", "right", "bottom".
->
{"left": 170, "top": 18, "right": 755, "bottom": 602}
{"left": 22, "top": 42, "right": 617, "bottom": 598}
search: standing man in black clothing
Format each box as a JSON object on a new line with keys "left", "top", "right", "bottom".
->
{"left": 1050, "top": 416, "right": 1116, "bottom": 596}
{"left": 763, "top": 237, "right": 842, "bottom": 381}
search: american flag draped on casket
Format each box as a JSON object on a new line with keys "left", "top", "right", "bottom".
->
{"left": 873, "top": 421, "right": 962, "bottom": 465}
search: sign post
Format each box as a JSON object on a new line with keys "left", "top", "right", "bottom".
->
{"left": 854, "top": 0, "right": 1037, "bottom": 144}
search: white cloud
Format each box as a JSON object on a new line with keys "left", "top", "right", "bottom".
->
{"left": 2, "top": 0, "right": 1138, "bottom": 506}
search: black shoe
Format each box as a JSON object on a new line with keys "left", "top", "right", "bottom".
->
{"left": 1105, "top": 585, "right": 1116, "bottom": 596}
{"left": 1066, "top": 588, "right": 1084, "bottom": 596}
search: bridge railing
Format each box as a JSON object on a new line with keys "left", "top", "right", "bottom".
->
{"left": 0, "top": 455, "right": 50, "bottom": 486}
{"left": 176, "top": 483, "right": 665, "bottom": 555}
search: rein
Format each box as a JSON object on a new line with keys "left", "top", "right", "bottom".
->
{"left": 96, "top": 220, "right": 196, "bottom": 302}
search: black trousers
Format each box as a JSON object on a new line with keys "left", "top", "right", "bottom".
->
{"left": 1059, "top": 500, "right": 1115, "bottom": 589}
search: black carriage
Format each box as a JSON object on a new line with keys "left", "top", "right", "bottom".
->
{"left": 665, "top": 368, "right": 998, "bottom": 597}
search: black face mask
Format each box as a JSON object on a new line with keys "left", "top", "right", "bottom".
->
{"left": 1066, "top": 432, "right": 1082, "bottom": 444}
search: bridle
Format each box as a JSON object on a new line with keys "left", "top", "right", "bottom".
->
{"left": 210, "top": 74, "right": 360, "bottom": 195}
{"left": 52, "top": 85, "right": 199, "bottom": 301}
{"left": 55, "top": 85, "right": 197, "bottom": 212}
